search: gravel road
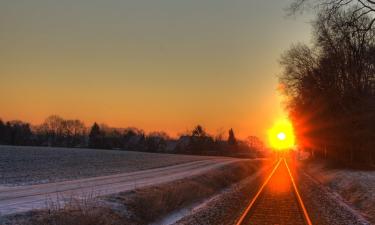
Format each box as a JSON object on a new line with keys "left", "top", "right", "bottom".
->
{"left": 0, "top": 158, "right": 241, "bottom": 216}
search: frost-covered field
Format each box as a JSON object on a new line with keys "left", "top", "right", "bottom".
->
{"left": 304, "top": 162, "right": 375, "bottom": 224}
{"left": 0, "top": 145, "right": 211, "bottom": 186}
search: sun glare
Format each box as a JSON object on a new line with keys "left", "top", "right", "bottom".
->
{"left": 268, "top": 119, "right": 295, "bottom": 151}
{"left": 277, "top": 132, "right": 286, "bottom": 140}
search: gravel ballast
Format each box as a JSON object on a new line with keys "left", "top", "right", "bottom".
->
{"left": 175, "top": 160, "right": 373, "bottom": 225}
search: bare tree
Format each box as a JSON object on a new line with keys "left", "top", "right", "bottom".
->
{"left": 289, "top": 0, "right": 375, "bottom": 31}
{"left": 280, "top": 9, "right": 375, "bottom": 163}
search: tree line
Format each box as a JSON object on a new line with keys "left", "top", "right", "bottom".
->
{"left": 281, "top": 0, "right": 375, "bottom": 164}
{"left": 0, "top": 115, "right": 264, "bottom": 157}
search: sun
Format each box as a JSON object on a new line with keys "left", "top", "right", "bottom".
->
{"left": 277, "top": 132, "right": 286, "bottom": 141}
{"left": 268, "top": 119, "right": 295, "bottom": 151}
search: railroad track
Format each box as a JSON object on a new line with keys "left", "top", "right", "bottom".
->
{"left": 236, "top": 158, "right": 313, "bottom": 225}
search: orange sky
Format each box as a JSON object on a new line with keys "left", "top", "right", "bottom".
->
{"left": 0, "top": 0, "right": 311, "bottom": 141}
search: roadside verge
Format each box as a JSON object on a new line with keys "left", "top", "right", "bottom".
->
{"left": 1, "top": 159, "right": 267, "bottom": 225}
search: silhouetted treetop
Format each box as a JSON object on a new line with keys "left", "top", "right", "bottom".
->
{"left": 0, "top": 116, "right": 260, "bottom": 158}
{"left": 89, "top": 122, "right": 102, "bottom": 148}
{"left": 192, "top": 125, "right": 206, "bottom": 137}
{"left": 228, "top": 128, "right": 237, "bottom": 145}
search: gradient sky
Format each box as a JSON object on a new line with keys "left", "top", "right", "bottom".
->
{"left": 0, "top": 0, "right": 311, "bottom": 140}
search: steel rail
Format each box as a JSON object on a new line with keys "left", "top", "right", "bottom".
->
{"left": 235, "top": 157, "right": 313, "bottom": 225}
{"left": 284, "top": 158, "right": 313, "bottom": 225}
{"left": 235, "top": 159, "right": 282, "bottom": 225}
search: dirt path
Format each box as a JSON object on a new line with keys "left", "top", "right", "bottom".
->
{"left": 0, "top": 158, "right": 240, "bottom": 216}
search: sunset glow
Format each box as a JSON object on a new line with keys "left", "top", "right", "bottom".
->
{"left": 268, "top": 119, "right": 295, "bottom": 151}
{"left": 1, "top": 0, "right": 373, "bottom": 224}
{"left": 0, "top": 0, "right": 311, "bottom": 141}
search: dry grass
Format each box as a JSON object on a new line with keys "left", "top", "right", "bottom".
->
{"left": 302, "top": 160, "right": 375, "bottom": 224}
{"left": 1, "top": 160, "right": 263, "bottom": 225}
{"left": 2, "top": 195, "right": 128, "bottom": 225}
{"left": 110, "top": 160, "right": 262, "bottom": 224}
